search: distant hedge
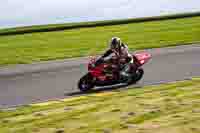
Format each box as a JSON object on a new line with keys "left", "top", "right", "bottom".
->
{"left": 1, "top": 12, "right": 200, "bottom": 36}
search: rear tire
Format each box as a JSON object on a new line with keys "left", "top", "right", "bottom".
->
{"left": 78, "top": 73, "right": 94, "bottom": 92}
{"left": 127, "top": 68, "right": 144, "bottom": 85}
{"left": 133, "top": 68, "right": 144, "bottom": 83}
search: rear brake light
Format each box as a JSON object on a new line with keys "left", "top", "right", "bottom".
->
{"left": 104, "top": 64, "right": 108, "bottom": 68}
{"left": 140, "top": 60, "right": 145, "bottom": 64}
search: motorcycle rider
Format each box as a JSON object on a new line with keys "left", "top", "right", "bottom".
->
{"left": 95, "top": 37, "right": 136, "bottom": 81}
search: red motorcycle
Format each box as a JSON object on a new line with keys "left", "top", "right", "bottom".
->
{"left": 78, "top": 52, "right": 151, "bottom": 92}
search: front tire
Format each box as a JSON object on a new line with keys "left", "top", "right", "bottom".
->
{"left": 78, "top": 73, "right": 94, "bottom": 92}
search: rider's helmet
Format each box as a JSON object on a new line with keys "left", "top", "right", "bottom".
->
{"left": 110, "top": 37, "right": 121, "bottom": 51}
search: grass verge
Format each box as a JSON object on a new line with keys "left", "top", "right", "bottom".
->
{"left": 0, "top": 15, "right": 200, "bottom": 66}
{"left": 0, "top": 78, "right": 200, "bottom": 133}
{"left": 1, "top": 12, "right": 200, "bottom": 36}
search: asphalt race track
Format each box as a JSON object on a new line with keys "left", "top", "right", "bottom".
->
{"left": 0, "top": 44, "right": 200, "bottom": 108}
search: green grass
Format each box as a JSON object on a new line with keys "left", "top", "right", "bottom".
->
{"left": 0, "top": 78, "right": 200, "bottom": 133}
{"left": 1, "top": 12, "right": 200, "bottom": 36}
{"left": 0, "top": 16, "right": 200, "bottom": 66}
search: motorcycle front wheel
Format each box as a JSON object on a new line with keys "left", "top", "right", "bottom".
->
{"left": 78, "top": 73, "right": 94, "bottom": 92}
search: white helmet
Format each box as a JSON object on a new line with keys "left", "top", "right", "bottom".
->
{"left": 110, "top": 37, "right": 121, "bottom": 50}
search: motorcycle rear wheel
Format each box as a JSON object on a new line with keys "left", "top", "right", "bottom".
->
{"left": 78, "top": 73, "right": 94, "bottom": 92}
{"left": 127, "top": 68, "right": 144, "bottom": 85}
